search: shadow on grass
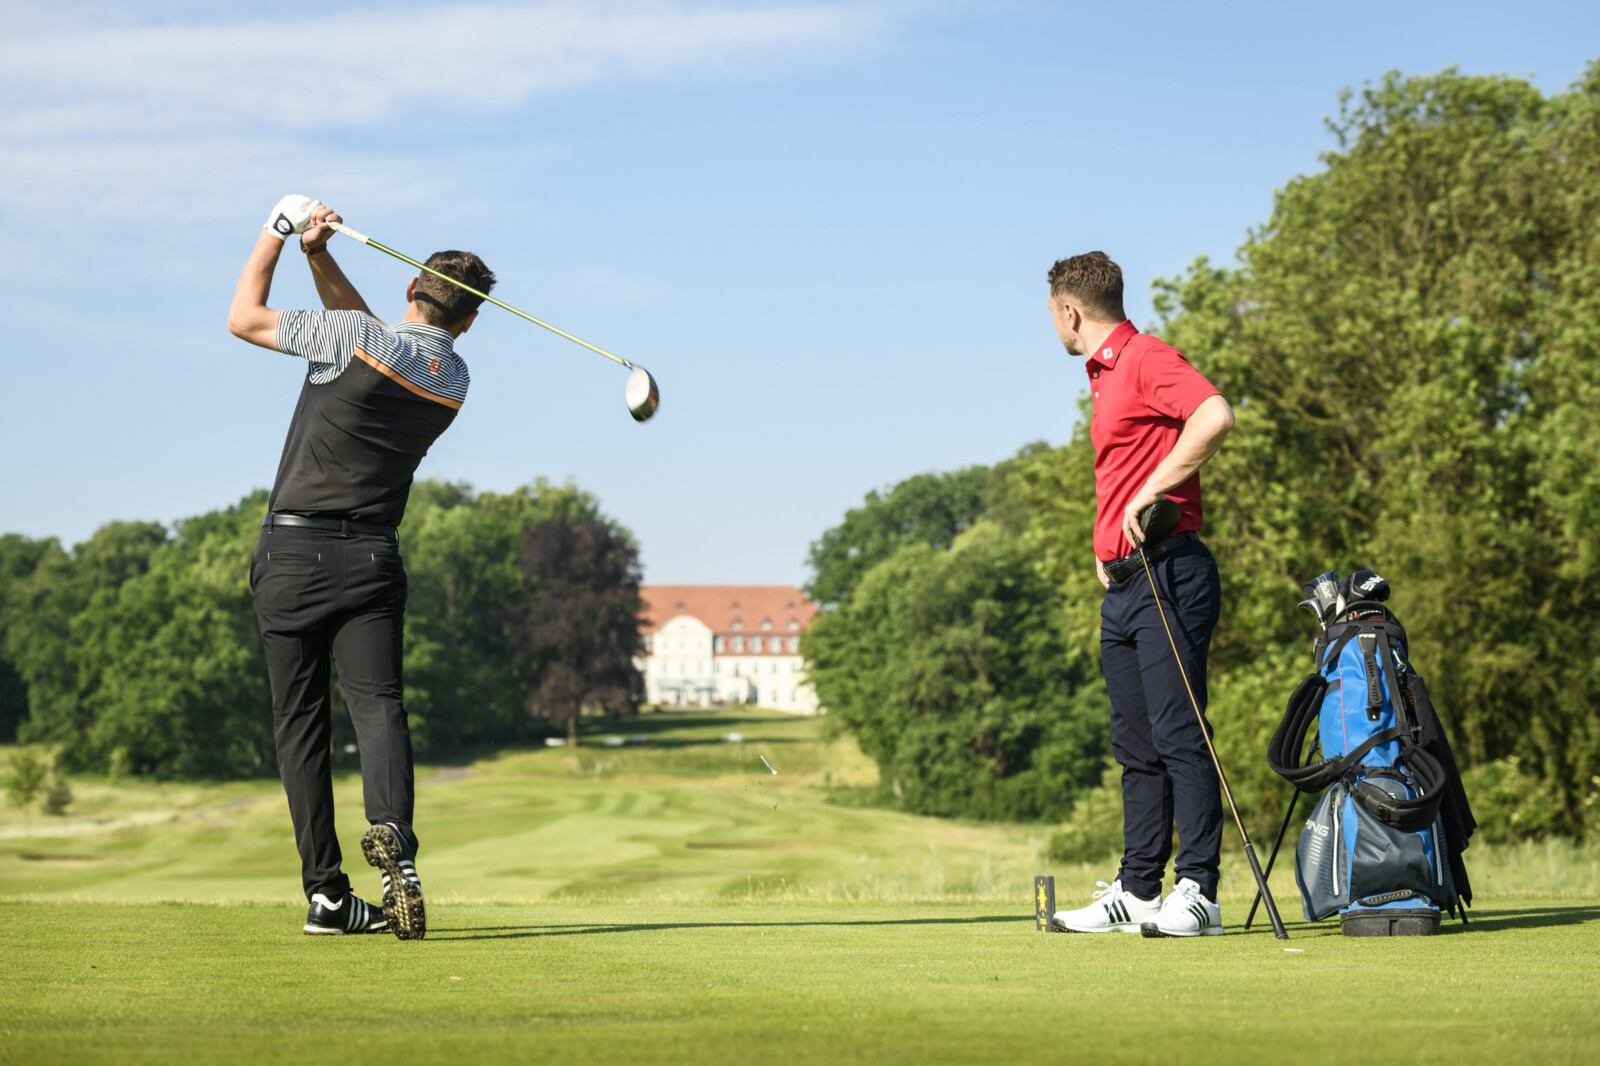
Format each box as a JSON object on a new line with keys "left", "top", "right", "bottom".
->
{"left": 1443, "top": 904, "right": 1600, "bottom": 932}
{"left": 1249, "top": 903, "right": 1600, "bottom": 937}
{"left": 431, "top": 915, "right": 1021, "bottom": 941}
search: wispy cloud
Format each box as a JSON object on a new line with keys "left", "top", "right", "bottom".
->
{"left": 0, "top": 1, "right": 911, "bottom": 237}
{"left": 2, "top": 2, "right": 895, "bottom": 139}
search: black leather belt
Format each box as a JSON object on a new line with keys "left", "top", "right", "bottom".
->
{"left": 262, "top": 513, "right": 397, "bottom": 539}
{"left": 1104, "top": 530, "right": 1197, "bottom": 584}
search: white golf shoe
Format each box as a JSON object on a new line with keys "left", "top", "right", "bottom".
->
{"left": 1141, "top": 877, "right": 1224, "bottom": 937}
{"left": 1052, "top": 879, "right": 1161, "bottom": 933}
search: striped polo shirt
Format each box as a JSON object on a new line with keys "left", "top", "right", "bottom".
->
{"left": 266, "top": 309, "right": 469, "bottom": 528}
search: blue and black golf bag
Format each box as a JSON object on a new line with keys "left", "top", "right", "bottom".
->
{"left": 1268, "top": 570, "right": 1475, "bottom": 936}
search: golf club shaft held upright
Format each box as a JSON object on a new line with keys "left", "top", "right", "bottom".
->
{"left": 1136, "top": 546, "right": 1290, "bottom": 940}
{"left": 325, "top": 220, "right": 637, "bottom": 371}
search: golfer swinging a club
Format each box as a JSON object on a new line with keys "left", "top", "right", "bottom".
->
{"left": 1045, "top": 252, "right": 1236, "bottom": 937}
{"left": 228, "top": 195, "right": 495, "bottom": 938}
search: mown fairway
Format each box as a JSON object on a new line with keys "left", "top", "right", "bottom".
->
{"left": 3, "top": 709, "right": 1598, "bottom": 1065}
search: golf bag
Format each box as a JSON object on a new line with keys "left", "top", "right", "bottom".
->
{"left": 1267, "top": 571, "right": 1474, "bottom": 936}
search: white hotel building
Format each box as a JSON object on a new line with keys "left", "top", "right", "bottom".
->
{"left": 637, "top": 586, "right": 820, "bottom": 714}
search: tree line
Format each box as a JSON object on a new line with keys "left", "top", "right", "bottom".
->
{"left": 0, "top": 480, "right": 642, "bottom": 778}
{"left": 802, "top": 62, "right": 1600, "bottom": 842}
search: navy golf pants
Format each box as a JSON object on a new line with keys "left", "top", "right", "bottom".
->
{"left": 1101, "top": 537, "right": 1223, "bottom": 902}
{"left": 252, "top": 527, "right": 418, "bottom": 902}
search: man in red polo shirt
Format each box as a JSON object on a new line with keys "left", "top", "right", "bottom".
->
{"left": 1044, "top": 252, "right": 1236, "bottom": 938}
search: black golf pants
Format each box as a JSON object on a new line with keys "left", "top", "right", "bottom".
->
{"left": 252, "top": 527, "right": 418, "bottom": 901}
{"left": 1100, "top": 537, "right": 1223, "bottom": 902}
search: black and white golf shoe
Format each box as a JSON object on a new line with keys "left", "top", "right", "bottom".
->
{"left": 303, "top": 892, "right": 388, "bottom": 936}
{"left": 1141, "top": 877, "right": 1224, "bottom": 938}
{"left": 361, "top": 822, "right": 426, "bottom": 941}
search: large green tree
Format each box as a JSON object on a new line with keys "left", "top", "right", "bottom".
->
{"left": 805, "top": 518, "right": 1108, "bottom": 821}
{"left": 400, "top": 479, "right": 639, "bottom": 750}
{"left": 804, "top": 466, "right": 992, "bottom": 608}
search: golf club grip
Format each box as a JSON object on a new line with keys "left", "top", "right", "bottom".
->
{"left": 325, "top": 220, "right": 371, "bottom": 245}
{"left": 1244, "top": 842, "right": 1289, "bottom": 940}
{"left": 326, "top": 221, "right": 634, "bottom": 369}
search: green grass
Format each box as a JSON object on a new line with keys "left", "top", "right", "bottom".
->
{"left": 3, "top": 900, "right": 1598, "bottom": 1065}
{"left": 3, "top": 709, "right": 1598, "bottom": 1065}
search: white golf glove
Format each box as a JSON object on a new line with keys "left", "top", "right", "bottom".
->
{"left": 263, "top": 194, "right": 322, "bottom": 240}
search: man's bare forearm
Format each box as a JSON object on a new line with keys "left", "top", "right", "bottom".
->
{"left": 1118, "top": 393, "right": 1235, "bottom": 548}
{"left": 228, "top": 231, "right": 287, "bottom": 349}
{"left": 1143, "top": 394, "right": 1234, "bottom": 496}
{"left": 309, "top": 251, "right": 378, "bottom": 320}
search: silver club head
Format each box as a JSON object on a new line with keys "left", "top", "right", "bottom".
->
{"left": 625, "top": 365, "right": 660, "bottom": 422}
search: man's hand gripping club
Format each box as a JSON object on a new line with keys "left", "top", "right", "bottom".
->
{"left": 230, "top": 194, "right": 375, "bottom": 350}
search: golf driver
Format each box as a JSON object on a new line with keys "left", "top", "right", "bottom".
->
{"left": 1132, "top": 503, "right": 1289, "bottom": 940}
{"left": 325, "top": 220, "right": 660, "bottom": 422}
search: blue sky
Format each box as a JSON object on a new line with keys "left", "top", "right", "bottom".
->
{"left": 2, "top": 1, "right": 1596, "bottom": 584}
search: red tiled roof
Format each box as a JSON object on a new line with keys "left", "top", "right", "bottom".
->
{"left": 640, "top": 585, "right": 817, "bottom": 639}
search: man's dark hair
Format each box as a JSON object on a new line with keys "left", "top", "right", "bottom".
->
{"left": 414, "top": 251, "right": 496, "bottom": 328}
{"left": 1047, "top": 251, "right": 1126, "bottom": 322}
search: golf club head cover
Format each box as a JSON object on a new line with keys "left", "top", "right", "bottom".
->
{"left": 1341, "top": 569, "right": 1391, "bottom": 604}
{"left": 264, "top": 195, "right": 322, "bottom": 240}
{"left": 1137, "top": 497, "right": 1181, "bottom": 545}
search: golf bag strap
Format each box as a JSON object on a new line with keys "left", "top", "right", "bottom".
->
{"left": 1267, "top": 673, "right": 1325, "bottom": 788}
{"left": 1373, "top": 628, "right": 1412, "bottom": 727}
{"left": 1269, "top": 690, "right": 1408, "bottom": 793}
{"left": 1344, "top": 743, "right": 1447, "bottom": 832}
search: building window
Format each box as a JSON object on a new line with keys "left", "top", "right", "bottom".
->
{"left": 641, "top": 634, "right": 652, "bottom": 653}
{"left": 787, "top": 636, "right": 799, "bottom": 653}
{"left": 760, "top": 620, "right": 773, "bottom": 631}
{"left": 731, "top": 620, "right": 743, "bottom": 630}
{"left": 732, "top": 636, "right": 745, "bottom": 653}
{"left": 788, "top": 620, "right": 800, "bottom": 630}
{"left": 751, "top": 636, "right": 764, "bottom": 653}
{"left": 713, "top": 635, "right": 725, "bottom": 653}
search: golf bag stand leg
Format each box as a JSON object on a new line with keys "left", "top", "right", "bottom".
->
{"left": 1246, "top": 737, "right": 1318, "bottom": 931}
{"left": 1245, "top": 789, "right": 1301, "bottom": 932}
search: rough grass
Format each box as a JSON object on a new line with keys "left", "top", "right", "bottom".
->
{"left": 2, "top": 709, "right": 1598, "bottom": 1064}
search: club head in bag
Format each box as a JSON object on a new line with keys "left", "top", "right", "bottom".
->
{"left": 1301, "top": 570, "right": 1342, "bottom": 625}
{"left": 1297, "top": 598, "right": 1326, "bottom": 631}
{"left": 1340, "top": 569, "right": 1390, "bottom": 604}
{"left": 1137, "top": 497, "right": 1182, "bottom": 546}
{"left": 625, "top": 366, "right": 660, "bottom": 422}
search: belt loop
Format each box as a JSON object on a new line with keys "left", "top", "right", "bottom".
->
{"left": 339, "top": 519, "right": 351, "bottom": 538}
{"left": 267, "top": 512, "right": 275, "bottom": 534}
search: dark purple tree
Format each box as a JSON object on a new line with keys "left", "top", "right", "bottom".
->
{"left": 510, "top": 520, "right": 644, "bottom": 744}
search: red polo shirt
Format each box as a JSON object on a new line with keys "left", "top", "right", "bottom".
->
{"left": 1087, "top": 320, "right": 1220, "bottom": 561}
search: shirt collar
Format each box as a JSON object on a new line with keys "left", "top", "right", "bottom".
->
{"left": 1085, "top": 320, "right": 1138, "bottom": 373}
{"left": 394, "top": 321, "right": 456, "bottom": 348}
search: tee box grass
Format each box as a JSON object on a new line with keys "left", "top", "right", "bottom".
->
{"left": 2, "top": 708, "right": 1598, "bottom": 1065}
